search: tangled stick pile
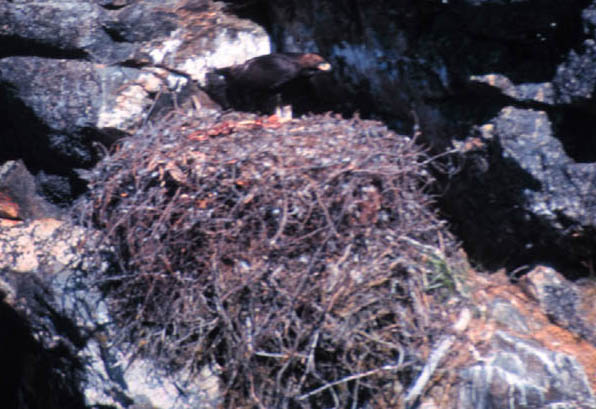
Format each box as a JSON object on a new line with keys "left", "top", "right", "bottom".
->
{"left": 75, "top": 111, "right": 465, "bottom": 408}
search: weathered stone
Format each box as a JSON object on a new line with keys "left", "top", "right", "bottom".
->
{"left": 469, "top": 74, "right": 555, "bottom": 105}
{"left": 489, "top": 298, "right": 530, "bottom": 334}
{"left": 0, "top": 217, "right": 221, "bottom": 409}
{"left": 458, "top": 331, "right": 596, "bottom": 409}
{"left": 454, "top": 268, "right": 596, "bottom": 409}
{"left": 0, "top": 1, "right": 131, "bottom": 63}
{"left": 0, "top": 218, "right": 100, "bottom": 409}
{"left": 102, "top": 3, "right": 179, "bottom": 43}
{"left": 0, "top": 219, "right": 90, "bottom": 274}
{"left": 440, "top": 105, "right": 596, "bottom": 272}
{"left": 0, "top": 191, "right": 20, "bottom": 220}
{"left": 521, "top": 265, "right": 596, "bottom": 345}
{"left": 0, "top": 0, "right": 270, "bottom": 203}
{"left": 0, "top": 160, "right": 60, "bottom": 221}
{"left": 554, "top": 39, "right": 596, "bottom": 104}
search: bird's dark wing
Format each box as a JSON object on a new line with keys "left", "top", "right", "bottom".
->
{"left": 230, "top": 54, "right": 302, "bottom": 90}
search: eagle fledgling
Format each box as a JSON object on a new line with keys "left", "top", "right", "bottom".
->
{"left": 206, "top": 52, "right": 332, "bottom": 117}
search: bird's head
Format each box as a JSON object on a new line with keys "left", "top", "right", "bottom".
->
{"left": 298, "top": 53, "right": 332, "bottom": 76}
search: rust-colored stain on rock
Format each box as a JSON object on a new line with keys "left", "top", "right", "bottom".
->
{"left": 465, "top": 269, "right": 596, "bottom": 392}
{"left": 0, "top": 191, "right": 20, "bottom": 220}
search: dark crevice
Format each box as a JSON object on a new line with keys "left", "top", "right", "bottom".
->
{"left": 102, "top": 26, "right": 129, "bottom": 43}
{"left": 435, "top": 139, "right": 593, "bottom": 278}
{"left": 425, "top": 76, "right": 596, "bottom": 277}
{"left": 223, "top": 0, "right": 274, "bottom": 39}
{"left": 99, "top": 3, "right": 128, "bottom": 11}
{"left": 0, "top": 299, "right": 32, "bottom": 409}
{"left": 0, "top": 298, "right": 87, "bottom": 409}
{"left": 0, "top": 89, "right": 94, "bottom": 172}
{"left": 0, "top": 84, "right": 106, "bottom": 205}
{"left": 0, "top": 85, "right": 56, "bottom": 170}
{"left": 453, "top": 80, "right": 596, "bottom": 164}
{"left": 431, "top": 0, "right": 590, "bottom": 84}
{"left": 0, "top": 36, "right": 88, "bottom": 60}
{"left": 550, "top": 104, "right": 596, "bottom": 163}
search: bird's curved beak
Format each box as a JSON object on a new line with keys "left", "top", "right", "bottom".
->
{"left": 317, "top": 62, "right": 332, "bottom": 71}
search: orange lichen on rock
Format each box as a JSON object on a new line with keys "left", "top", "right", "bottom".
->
{"left": 532, "top": 323, "right": 596, "bottom": 391}
{"left": 463, "top": 268, "right": 596, "bottom": 392}
{"left": 0, "top": 191, "right": 20, "bottom": 220}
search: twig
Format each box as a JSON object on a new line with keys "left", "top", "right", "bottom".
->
{"left": 269, "top": 193, "right": 288, "bottom": 246}
{"left": 403, "top": 335, "right": 455, "bottom": 407}
{"left": 297, "top": 329, "right": 320, "bottom": 391}
{"left": 404, "top": 308, "right": 470, "bottom": 407}
{"left": 314, "top": 185, "right": 339, "bottom": 238}
{"left": 296, "top": 360, "right": 411, "bottom": 401}
{"left": 254, "top": 351, "right": 308, "bottom": 360}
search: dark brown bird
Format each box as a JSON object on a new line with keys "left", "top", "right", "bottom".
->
{"left": 206, "top": 52, "right": 332, "bottom": 117}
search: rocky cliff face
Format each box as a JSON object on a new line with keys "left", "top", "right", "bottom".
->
{"left": 0, "top": 0, "right": 270, "bottom": 204}
{"left": 252, "top": 0, "right": 596, "bottom": 276}
{"left": 3, "top": 0, "right": 594, "bottom": 273}
{"left": 1, "top": 0, "right": 596, "bottom": 408}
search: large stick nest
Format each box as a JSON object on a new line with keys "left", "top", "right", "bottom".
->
{"left": 75, "top": 112, "right": 464, "bottom": 408}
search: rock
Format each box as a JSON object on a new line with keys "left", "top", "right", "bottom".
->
{"left": 0, "top": 157, "right": 223, "bottom": 407}
{"left": 0, "top": 1, "right": 131, "bottom": 63}
{"left": 450, "top": 267, "right": 596, "bottom": 409}
{"left": 489, "top": 298, "right": 530, "bottom": 334}
{"left": 0, "top": 0, "right": 270, "bottom": 203}
{"left": 0, "top": 191, "right": 20, "bottom": 220}
{"left": 0, "top": 55, "right": 192, "bottom": 176}
{"left": 0, "top": 217, "right": 222, "bottom": 409}
{"left": 458, "top": 331, "right": 596, "bottom": 409}
{"left": 0, "top": 160, "right": 60, "bottom": 221}
{"left": 441, "top": 106, "right": 596, "bottom": 272}
{"left": 554, "top": 39, "right": 596, "bottom": 104}
{"left": 101, "top": 3, "right": 179, "bottom": 43}
{"left": 0, "top": 218, "right": 85, "bottom": 274}
{"left": 521, "top": 265, "right": 596, "bottom": 345}
{"left": 0, "top": 218, "right": 98, "bottom": 409}
{"left": 469, "top": 74, "right": 555, "bottom": 105}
